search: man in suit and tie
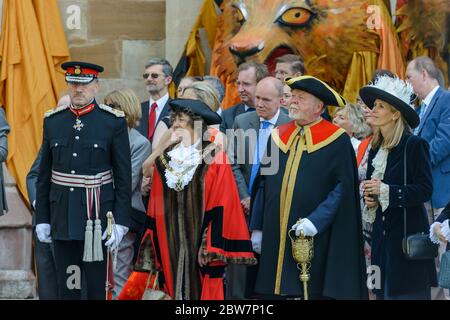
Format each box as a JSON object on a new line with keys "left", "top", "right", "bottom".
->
{"left": 135, "top": 58, "right": 173, "bottom": 144}
{"left": 135, "top": 58, "right": 173, "bottom": 202}
{"left": 406, "top": 57, "right": 450, "bottom": 213}
{"left": 225, "top": 77, "right": 290, "bottom": 299}
{"left": 220, "top": 61, "right": 268, "bottom": 133}
{"left": 406, "top": 56, "right": 450, "bottom": 300}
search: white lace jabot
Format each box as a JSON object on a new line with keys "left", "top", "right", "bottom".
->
{"left": 362, "top": 147, "right": 390, "bottom": 224}
{"left": 164, "top": 140, "right": 202, "bottom": 191}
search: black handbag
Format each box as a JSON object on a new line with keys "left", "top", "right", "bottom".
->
{"left": 401, "top": 136, "right": 439, "bottom": 260}
{"left": 402, "top": 233, "right": 439, "bottom": 260}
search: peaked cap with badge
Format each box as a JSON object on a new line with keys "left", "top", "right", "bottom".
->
{"left": 62, "top": 61, "right": 104, "bottom": 84}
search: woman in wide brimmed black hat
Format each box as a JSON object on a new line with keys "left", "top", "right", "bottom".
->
{"left": 118, "top": 99, "right": 256, "bottom": 300}
{"left": 359, "top": 75, "right": 437, "bottom": 300}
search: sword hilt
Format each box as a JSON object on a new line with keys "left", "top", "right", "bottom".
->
{"left": 106, "top": 211, "right": 113, "bottom": 240}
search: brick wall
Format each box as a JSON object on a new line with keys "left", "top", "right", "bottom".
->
{"left": 58, "top": 0, "right": 167, "bottom": 102}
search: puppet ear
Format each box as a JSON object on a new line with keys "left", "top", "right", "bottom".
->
{"left": 372, "top": 1, "right": 405, "bottom": 78}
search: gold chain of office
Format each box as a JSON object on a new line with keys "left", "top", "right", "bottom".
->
{"left": 159, "top": 155, "right": 199, "bottom": 192}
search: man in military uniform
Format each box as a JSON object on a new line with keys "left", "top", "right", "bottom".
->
{"left": 35, "top": 61, "right": 131, "bottom": 300}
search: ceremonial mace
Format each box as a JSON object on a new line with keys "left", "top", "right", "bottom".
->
{"left": 105, "top": 211, "right": 113, "bottom": 300}
{"left": 288, "top": 219, "right": 314, "bottom": 300}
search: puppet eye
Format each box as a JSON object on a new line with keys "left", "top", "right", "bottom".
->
{"left": 277, "top": 7, "right": 314, "bottom": 27}
{"left": 232, "top": 5, "right": 246, "bottom": 24}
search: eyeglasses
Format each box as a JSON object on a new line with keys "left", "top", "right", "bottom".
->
{"left": 142, "top": 73, "right": 165, "bottom": 80}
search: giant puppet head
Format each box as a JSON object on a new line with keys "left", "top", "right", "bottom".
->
{"left": 210, "top": 0, "right": 449, "bottom": 106}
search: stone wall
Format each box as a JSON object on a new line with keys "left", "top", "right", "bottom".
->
{"left": 58, "top": 0, "right": 204, "bottom": 102}
{"left": 0, "top": 165, "right": 35, "bottom": 299}
{"left": 58, "top": 0, "right": 167, "bottom": 102}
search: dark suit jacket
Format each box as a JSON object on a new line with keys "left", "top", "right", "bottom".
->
{"left": 27, "top": 146, "right": 43, "bottom": 226}
{"left": 416, "top": 87, "right": 450, "bottom": 208}
{"left": 229, "top": 109, "right": 291, "bottom": 200}
{"left": 135, "top": 99, "right": 171, "bottom": 144}
{"left": 219, "top": 103, "right": 249, "bottom": 133}
{"left": 367, "top": 132, "right": 437, "bottom": 296}
{"left": 135, "top": 99, "right": 171, "bottom": 210}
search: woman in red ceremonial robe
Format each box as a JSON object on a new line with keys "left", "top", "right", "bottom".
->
{"left": 118, "top": 99, "right": 256, "bottom": 300}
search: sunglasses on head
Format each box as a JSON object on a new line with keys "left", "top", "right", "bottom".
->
{"left": 143, "top": 73, "right": 165, "bottom": 80}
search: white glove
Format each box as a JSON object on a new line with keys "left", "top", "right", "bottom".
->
{"left": 291, "top": 218, "right": 318, "bottom": 237}
{"left": 430, "top": 219, "right": 450, "bottom": 244}
{"left": 102, "top": 224, "right": 129, "bottom": 250}
{"left": 36, "top": 223, "right": 52, "bottom": 243}
{"left": 251, "top": 230, "right": 263, "bottom": 254}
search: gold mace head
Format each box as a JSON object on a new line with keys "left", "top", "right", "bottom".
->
{"left": 288, "top": 229, "right": 314, "bottom": 264}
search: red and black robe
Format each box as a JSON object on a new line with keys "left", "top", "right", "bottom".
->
{"left": 251, "top": 119, "right": 368, "bottom": 299}
{"left": 119, "top": 143, "right": 256, "bottom": 300}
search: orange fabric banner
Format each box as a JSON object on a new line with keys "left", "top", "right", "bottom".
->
{"left": 0, "top": 0, "right": 70, "bottom": 204}
{"left": 184, "top": 0, "right": 218, "bottom": 78}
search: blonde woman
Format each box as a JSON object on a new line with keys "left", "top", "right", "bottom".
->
{"left": 176, "top": 76, "right": 203, "bottom": 97}
{"left": 181, "top": 81, "right": 221, "bottom": 112}
{"left": 333, "top": 103, "right": 372, "bottom": 153}
{"left": 359, "top": 76, "right": 437, "bottom": 300}
{"left": 104, "top": 89, "right": 151, "bottom": 297}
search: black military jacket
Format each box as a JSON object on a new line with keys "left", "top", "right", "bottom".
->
{"left": 35, "top": 100, "right": 131, "bottom": 240}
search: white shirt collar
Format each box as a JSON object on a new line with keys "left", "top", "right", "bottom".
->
{"left": 244, "top": 104, "right": 256, "bottom": 112}
{"left": 259, "top": 109, "right": 280, "bottom": 127}
{"left": 423, "top": 85, "right": 439, "bottom": 107}
{"left": 149, "top": 93, "right": 169, "bottom": 112}
{"left": 350, "top": 136, "right": 361, "bottom": 154}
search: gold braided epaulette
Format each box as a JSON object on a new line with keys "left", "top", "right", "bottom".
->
{"left": 44, "top": 105, "right": 69, "bottom": 118}
{"left": 98, "top": 104, "right": 125, "bottom": 117}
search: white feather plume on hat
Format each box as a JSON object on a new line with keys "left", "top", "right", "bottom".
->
{"left": 368, "top": 75, "right": 415, "bottom": 108}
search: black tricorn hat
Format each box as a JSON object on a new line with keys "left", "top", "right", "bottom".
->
{"left": 285, "top": 75, "right": 346, "bottom": 107}
{"left": 359, "top": 75, "right": 419, "bottom": 128}
{"left": 61, "top": 61, "right": 104, "bottom": 84}
{"left": 169, "top": 99, "right": 222, "bottom": 125}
